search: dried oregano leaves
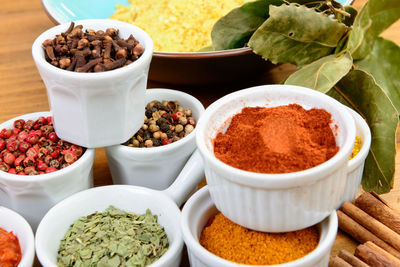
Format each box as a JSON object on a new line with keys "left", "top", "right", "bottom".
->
{"left": 57, "top": 206, "right": 169, "bottom": 267}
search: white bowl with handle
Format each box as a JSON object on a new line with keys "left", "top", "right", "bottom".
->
{"left": 196, "top": 84, "right": 356, "bottom": 232}
{"left": 0, "top": 206, "right": 35, "bottom": 267}
{"left": 105, "top": 88, "right": 205, "bottom": 190}
{"left": 32, "top": 19, "right": 153, "bottom": 148}
{"left": 0, "top": 112, "right": 95, "bottom": 230}
{"left": 181, "top": 187, "right": 338, "bottom": 267}
{"left": 35, "top": 149, "right": 204, "bottom": 267}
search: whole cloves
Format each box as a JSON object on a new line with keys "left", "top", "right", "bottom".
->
{"left": 42, "top": 22, "right": 145, "bottom": 73}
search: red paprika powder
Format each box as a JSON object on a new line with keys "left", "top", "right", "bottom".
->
{"left": 0, "top": 227, "right": 22, "bottom": 267}
{"left": 213, "top": 104, "right": 338, "bottom": 173}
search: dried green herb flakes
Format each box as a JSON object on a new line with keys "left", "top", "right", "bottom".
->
{"left": 57, "top": 206, "right": 169, "bottom": 267}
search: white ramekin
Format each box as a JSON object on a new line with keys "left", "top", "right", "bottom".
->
{"left": 0, "top": 112, "right": 95, "bottom": 230}
{"left": 105, "top": 88, "right": 205, "bottom": 190}
{"left": 36, "top": 158, "right": 205, "bottom": 267}
{"left": 343, "top": 108, "right": 371, "bottom": 202}
{"left": 196, "top": 84, "right": 356, "bottom": 232}
{"left": 32, "top": 19, "right": 153, "bottom": 148}
{"left": 181, "top": 187, "right": 338, "bottom": 267}
{"left": 0, "top": 206, "right": 35, "bottom": 267}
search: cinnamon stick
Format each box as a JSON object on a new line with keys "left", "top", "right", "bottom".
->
{"left": 355, "top": 192, "right": 400, "bottom": 234}
{"left": 337, "top": 210, "right": 400, "bottom": 258}
{"left": 341, "top": 201, "right": 400, "bottom": 251}
{"left": 355, "top": 243, "right": 400, "bottom": 267}
{"left": 338, "top": 249, "right": 370, "bottom": 267}
{"left": 329, "top": 256, "right": 352, "bottom": 267}
{"left": 364, "top": 241, "right": 400, "bottom": 265}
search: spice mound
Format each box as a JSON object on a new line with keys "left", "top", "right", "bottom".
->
{"left": 57, "top": 206, "right": 169, "bottom": 267}
{"left": 200, "top": 212, "right": 319, "bottom": 265}
{"left": 0, "top": 116, "right": 85, "bottom": 175}
{"left": 0, "top": 227, "right": 22, "bottom": 267}
{"left": 213, "top": 104, "right": 339, "bottom": 173}
{"left": 42, "top": 22, "right": 144, "bottom": 72}
{"left": 124, "top": 100, "right": 196, "bottom": 148}
{"left": 111, "top": 0, "right": 251, "bottom": 52}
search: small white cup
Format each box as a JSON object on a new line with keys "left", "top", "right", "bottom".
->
{"left": 0, "top": 112, "right": 95, "bottom": 230}
{"left": 181, "top": 187, "right": 338, "bottom": 267}
{"left": 0, "top": 206, "right": 35, "bottom": 267}
{"left": 196, "top": 84, "right": 356, "bottom": 232}
{"left": 105, "top": 88, "right": 205, "bottom": 190}
{"left": 32, "top": 19, "right": 153, "bottom": 148}
{"left": 36, "top": 153, "right": 205, "bottom": 267}
{"left": 344, "top": 108, "right": 371, "bottom": 202}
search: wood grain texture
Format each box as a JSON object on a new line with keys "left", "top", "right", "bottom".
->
{"left": 0, "top": 0, "right": 399, "bottom": 266}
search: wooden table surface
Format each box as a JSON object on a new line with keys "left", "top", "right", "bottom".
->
{"left": 1, "top": 0, "right": 399, "bottom": 265}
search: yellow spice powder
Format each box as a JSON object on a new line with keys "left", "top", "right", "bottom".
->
{"left": 200, "top": 213, "right": 320, "bottom": 265}
{"left": 350, "top": 137, "right": 362, "bottom": 160}
{"left": 111, "top": 0, "right": 251, "bottom": 52}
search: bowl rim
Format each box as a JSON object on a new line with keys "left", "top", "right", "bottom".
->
{"left": 181, "top": 186, "right": 339, "bottom": 267}
{"left": 347, "top": 107, "right": 371, "bottom": 172}
{"left": 195, "top": 84, "right": 356, "bottom": 188}
{"left": 32, "top": 19, "right": 153, "bottom": 80}
{"left": 0, "top": 206, "right": 35, "bottom": 267}
{"left": 35, "top": 184, "right": 183, "bottom": 267}
{"left": 106, "top": 88, "right": 205, "bottom": 156}
{"left": 0, "top": 111, "right": 95, "bottom": 182}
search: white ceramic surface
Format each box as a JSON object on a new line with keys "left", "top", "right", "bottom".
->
{"left": 181, "top": 187, "right": 338, "bottom": 267}
{"left": 196, "top": 85, "right": 356, "bottom": 232}
{"left": 0, "top": 112, "right": 95, "bottom": 230}
{"left": 105, "top": 88, "right": 205, "bottom": 190}
{"left": 0, "top": 206, "right": 35, "bottom": 267}
{"left": 32, "top": 19, "right": 153, "bottom": 148}
{"left": 36, "top": 157, "right": 205, "bottom": 267}
{"left": 344, "top": 108, "right": 371, "bottom": 203}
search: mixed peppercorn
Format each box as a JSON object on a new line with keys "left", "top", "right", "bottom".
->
{"left": 0, "top": 117, "right": 85, "bottom": 175}
{"left": 124, "top": 100, "right": 196, "bottom": 148}
{"left": 42, "top": 22, "right": 144, "bottom": 72}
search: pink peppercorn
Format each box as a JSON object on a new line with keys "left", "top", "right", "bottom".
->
{"left": 23, "top": 157, "right": 35, "bottom": 167}
{"left": 26, "top": 134, "right": 39, "bottom": 145}
{"left": 8, "top": 168, "right": 17, "bottom": 174}
{"left": 26, "top": 147, "right": 39, "bottom": 158}
{"left": 6, "top": 140, "right": 19, "bottom": 152}
{"left": 0, "top": 140, "right": 5, "bottom": 151}
{"left": 14, "top": 155, "right": 25, "bottom": 166}
{"left": 48, "top": 132, "right": 58, "bottom": 142}
{"left": 64, "top": 150, "right": 77, "bottom": 163}
{"left": 45, "top": 167, "right": 57, "bottom": 173}
{"left": 19, "top": 142, "right": 30, "bottom": 152}
{"left": 0, "top": 162, "right": 10, "bottom": 172}
{"left": 13, "top": 119, "right": 25, "bottom": 129}
{"left": 17, "top": 131, "right": 28, "bottom": 142}
{"left": 3, "top": 152, "right": 15, "bottom": 165}
{"left": 37, "top": 162, "right": 48, "bottom": 171}
{"left": 12, "top": 128, "right": 21, "bottom": 135}
{"left": 162, "top": 138, "right": 173, "bottom": 145}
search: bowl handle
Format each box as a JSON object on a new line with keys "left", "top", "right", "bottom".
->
{"left": 162, "top": 149, "right": 204, "bottom": 207}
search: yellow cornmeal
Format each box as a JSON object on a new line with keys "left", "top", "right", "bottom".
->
{"left": 350, "top": 137, "right": 362, "bottom": 160}
{"left": 111, "top": 0, "right": 250, "bottom": 52}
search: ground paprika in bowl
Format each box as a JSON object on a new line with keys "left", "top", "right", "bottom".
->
{"left": 196, "top": 84, "right": 356, "bottom": 232}
{"left": 181, "top": 187, "right": 338, "bottom": 267}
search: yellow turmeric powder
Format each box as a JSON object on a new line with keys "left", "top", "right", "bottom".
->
{"left": 350, "top": 137, "right": 362, "bottom": 160}
{"left": 200, "top": 213, "right": 319, "bottom": 265}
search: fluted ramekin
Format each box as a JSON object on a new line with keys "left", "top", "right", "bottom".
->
{"left": 181, "top": 187, "right": 338, "bottom": 267}
{"left": 343, "top": 108, "right": 371, "bottom": 202}
{"left": 105, "top": 88, "right": 205, "bottom": 190}
{"left": 0, "top": 206, "right": 35, "bottom": 267}
{"left": 0, "top": 112, "right": 95, "bottom": 230}
{"left": 32, "top": 19, "right": 153, "bottom": 148}
{"left": 196, "top": 85, "right": 356, "bottom": 232}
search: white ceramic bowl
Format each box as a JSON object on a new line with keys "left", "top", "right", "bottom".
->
{"left": 181, "top": 187, "right": 338, "bottom": 267}
{"left": 196, "top": 84, "right": 356, "bottom": 232}
{"left": 343, "top": 108, "right": 371, "bottom": 203}
{"left": 0, "top": 112, "right": 95, "bottom": 230}
{"left": 105, "top": 88, "right": 205, "bottom": 190}
{"left": 0, "top": 206, "right": 35, "bottom": 267}
{"left": 32, "top": 19, "right": 153, "bottom": 148}
{"left": 36, "top": 159, "right": 205, "bottom": 267}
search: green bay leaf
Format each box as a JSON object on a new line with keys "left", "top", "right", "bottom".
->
{"left": 248, "top": 4, "right": 348, "bottom": 66}
{"left": 347, "top": 0, "right": 400, "bottom": 60}
{"left": 327, "top": 70, "right": 398, "bottom": 193}
{"left": 285, "top": 52, "right": 352, "bottom": 93}
{"left": 212, "top": 0, "right": 284, "bottom": 50}
{"left": 355, "top": 37, "right": 400, "bottom": 112}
